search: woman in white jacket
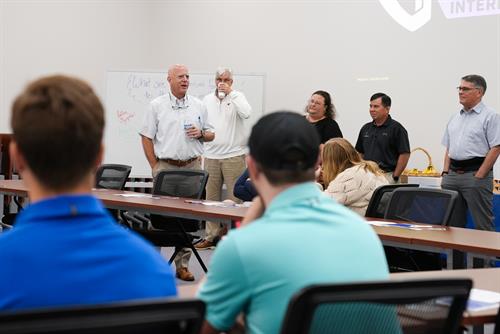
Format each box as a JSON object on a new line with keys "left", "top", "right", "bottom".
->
{"left": 321, "top": 138, "right": 388, "bottom": 216}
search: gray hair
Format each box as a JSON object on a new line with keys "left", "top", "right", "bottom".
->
{"left": 216, "top": 67, "right": 233, "bottom": 79}
{"left": 462, "top": 74, "right": 487, "bottom": 94}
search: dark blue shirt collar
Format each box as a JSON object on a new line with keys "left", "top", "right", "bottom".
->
{"left": 15, "top": 195, "right": 107, "bottom": 226}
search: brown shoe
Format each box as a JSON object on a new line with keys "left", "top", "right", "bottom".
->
{"left": 195, "top": 239, "right": 215, "bottom": 250}
{"left": 176, "top": 267, "right": 195, "bottom": 281}
{"left": 219, "top": 225, "right": 228, "bottom": 237}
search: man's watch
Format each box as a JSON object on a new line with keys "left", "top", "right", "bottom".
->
{"left": 392, "top": 175, "right": 399, "bottom": 182}
{"left": 441, "top": 171, "right": 449, "bottom": 176}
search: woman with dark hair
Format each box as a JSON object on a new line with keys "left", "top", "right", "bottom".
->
{"left": 305, "top": 90, "right": 343, "bottom": 143}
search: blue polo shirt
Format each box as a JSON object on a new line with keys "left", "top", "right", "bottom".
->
{"left": 0, "top": 195, "right": 176, "bottom": 311}
{"left": 198, "top": 182, "right": 389, "bottom": 334}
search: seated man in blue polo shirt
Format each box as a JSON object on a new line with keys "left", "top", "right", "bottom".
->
{"left": 198, "top": 112, "right": 390, "bottom": 334}
{"left": 0, "top": 75, "right": 176, "bottom": 310}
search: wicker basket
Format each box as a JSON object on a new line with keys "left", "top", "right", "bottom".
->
{"left": 402, "top": 147, "right": 441, "bottom": 177}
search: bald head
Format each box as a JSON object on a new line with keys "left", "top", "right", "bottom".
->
{"left": 167, "top": 64, "right": 190, "bottom": 99}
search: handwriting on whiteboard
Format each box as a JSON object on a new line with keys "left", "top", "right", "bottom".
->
{"left": 126, "top": 74, "right": 168, "bottom": 104}
{"left": 116, "top": 110, "right": 135, "bottom": 123}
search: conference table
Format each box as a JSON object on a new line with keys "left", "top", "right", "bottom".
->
{"left": 0, "top": 179, "right": 246, "bottom": 225}
{"left": 390, "top": 268, "right": 500, "bottom": 327}
{"left": 1, "top": 179, "right": 499, "bottom": 269}
{"left": 366, "top": 217, "right": 500, "bottom": 269}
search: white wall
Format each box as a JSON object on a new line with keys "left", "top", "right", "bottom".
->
{"left": 1, "top": 0, "right": 499, "bottom": 175}
{"left": 0, "top": 0, "right": 154, "bottom": 129}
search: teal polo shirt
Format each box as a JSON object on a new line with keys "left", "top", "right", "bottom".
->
{"left": 198, "top": 182, "right": 389, "bottom": 334}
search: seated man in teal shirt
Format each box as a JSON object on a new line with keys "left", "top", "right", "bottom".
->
{"left": 198, "top": 111, "right": 390, "bottom": 334}
{"left": 0, "top": 75, "right": 176, "bottom": 310}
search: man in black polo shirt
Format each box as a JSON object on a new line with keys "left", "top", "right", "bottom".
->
{"left": 355, "top": 93, "right": 410, "bottom": 183}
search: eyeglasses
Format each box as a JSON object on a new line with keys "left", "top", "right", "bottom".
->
{"left": 309, "top": 100, "right": 324, "bottom": 106}
{"left": 456, "top": 86, "right": 479, "bottom": 92}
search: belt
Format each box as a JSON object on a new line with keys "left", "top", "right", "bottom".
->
{"left": 450, "top": 157, "right": 484, "bottom": 173}
{"left": 160, "top": 157, "right": 198, "bottom": 167}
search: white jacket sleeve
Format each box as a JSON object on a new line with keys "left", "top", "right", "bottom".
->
{"left": 229, "top": 91, "right": 252, "bottom": 119}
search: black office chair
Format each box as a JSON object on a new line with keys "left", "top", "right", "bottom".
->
{"left": 128, "top": 170, "right": 209, "bottom": 272}
{"left": 365, "top": 184, "right": 419, "bottom": 219}
{"left": 385, "top": 188, "right": 459, "bottom": 226}
{"left": 0, "top": 298, "right": 205, "bottom": 334}
{"left": 1, "top": 179, "right": 25, "bottom": 231}
{"left": 0, "top": 199, "right": 21, "bottom": 231}
{"left": 384, "top": 188, "right": 459, "bottom": 272}
{"left": 95, "top": 164, "right": 132, "bottom": 190}
{"left": 280, "top": 279, "right": 472, "bottom": 334}
{"left": 95, "top": 164, "right": 132, "bottom": 223}
{"left": 494, "top": 305, "right": 500, "bottom": 334}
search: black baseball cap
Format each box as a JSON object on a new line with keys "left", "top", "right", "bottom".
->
{"left": 248, "top": 111, "right": 320, "bottom": 170}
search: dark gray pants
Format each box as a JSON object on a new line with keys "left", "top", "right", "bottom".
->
{"left": 441, "top": 170, "right": 494, "bottom": 231}
{"left": 442, "top": 170, "right": 494, "bottom": 268}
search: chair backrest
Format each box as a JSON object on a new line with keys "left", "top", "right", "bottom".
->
{"left": 151, "top": 170, "right": 209, "bottom": 232}
{"left": 153, "top": 170, "right": 208, "bottom": 199}
{"left": 0, "top": 298, "right": 205, "bottom": 334}
{"left": 95, "top": 164, "right": 132, "bottom": 190}
{"left": 365, "top": 184, "right": 420, "bottom": 218}
{"left": 280, "top": 279, "right": 472, "bottom": 334}
{"left": 385, "top": 188, "right": 459, "bottom": 226}
{"left": 494, "top": 305, "right": 500, "bottom": 334}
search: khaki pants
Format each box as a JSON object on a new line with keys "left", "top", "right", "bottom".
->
{"left": 153, "top": 158, "right": 201, "bottom": 269}
{"left": 204, "top": 155, "right": 246, "bottom": 242}
{"left": 384, "top": 172, "right": 398, "bottom": 185}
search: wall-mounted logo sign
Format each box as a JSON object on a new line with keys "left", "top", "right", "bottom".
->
{"left": 379, "top": 0, "right": 432, "bottom": 32}
{"left": 380, "top": 0, "right": 500, "bottom": 32}
{"left": 438, "top": 0, "right": 500, "bottom": 18}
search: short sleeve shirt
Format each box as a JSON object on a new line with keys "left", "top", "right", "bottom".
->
{"left": 312, "top": 117, "right": 343, "bottom": 143}
{"left": 441, "top": 102, "right": 500, "bottom": 160}
{"left": 140, "top": 93, "right": 214, "bottom": 160}
{"left": 198, "top": 183, "right": 389, "bottom": 334}
{"left": 355, "top": 115, "right": 410, "bottom": 172}
{"left": 0, "top": 195, "right": 176, "bottom": 311}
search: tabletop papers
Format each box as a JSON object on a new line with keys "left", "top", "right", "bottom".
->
{"left": 438, "top": 288, "right": 500, "bottom": 312}
{"left": 184, "top": 199, "right": 251, "bottom": 208}
{"left": 367, "top": 220, "right": 447, "bottom": 231}
{"left": 112, "top": 193, "right": 166, "bottom": 199}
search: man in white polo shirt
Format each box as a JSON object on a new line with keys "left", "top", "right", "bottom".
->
{"left": 140, "top": 64, "right": 215, "bottom": 281}
{"left": 196, "top": 67, "right": 252, "bottom": 250}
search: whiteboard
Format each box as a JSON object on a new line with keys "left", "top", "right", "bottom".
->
{"left": 104, "top": 70, "right": 265, "bottom": 177}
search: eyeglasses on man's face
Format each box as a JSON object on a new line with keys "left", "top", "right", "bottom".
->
{"left": 456, "top": 86, "right": 479, "bottom": 92}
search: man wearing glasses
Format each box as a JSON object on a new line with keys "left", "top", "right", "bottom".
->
{"left": 196, "top": 68, "right": 252, "bottom": 250}
{"left": 140, "top": 64, "right": 215, "bottom": 281}
{"left": 441, "top": 74, "right": 500, "bottom": 233}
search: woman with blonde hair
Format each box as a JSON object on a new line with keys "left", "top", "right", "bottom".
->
{"left": 321, "top": 138, "right": 388, "bottom": 215}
